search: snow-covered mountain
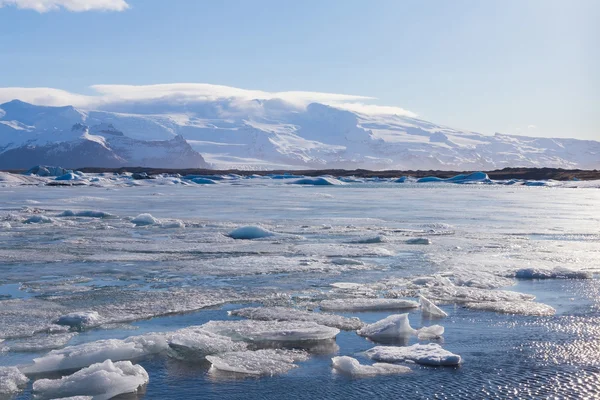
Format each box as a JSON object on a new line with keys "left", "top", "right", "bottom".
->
{"left": 0, "top": 98, "right": 598, "bottom": 170}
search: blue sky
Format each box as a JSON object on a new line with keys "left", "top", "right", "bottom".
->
{"left": 0, "top": 0, "right": 598, "bottom": 140}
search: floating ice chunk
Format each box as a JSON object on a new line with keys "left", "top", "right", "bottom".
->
{"left": 514, "top": 267, "right": 592, "bottom": 280}
{"left": 330, "top": 258, "right": 365, "bottom": 266}
{"left": 55, "top": 311, "right": 102, "bottom": 329}
{"left": 55, "top": 172, "right": 84, "bottom": 181}
{"left": 0, "top": 367, "right": 28, "bottom": 394}
{"left": 24, "top": 215, "right": 53, "bottom": 224}
{"left": 349, "top": 235, "right": 385, "bottom": 244}
{"left": 330, "top": 282, "right": 365, "bottom": 289}
{"left": 201, "top": 320, "right": 339, "bottom": 343}
{"left": 131, "top": 213, "right": 160, "bottom": 226}
{"left": 466, "top": 301, "right": 556, "bottom": 316}
{"left": 58, "top": 210, "right": 114, "bottom": 218}
{"left": 288, "top": 177, "right": 344, "bottom": 186}
{"left": 417, "top": 324, "right": 445, "bottom": 339}
{"left": 26, "top": 165, "right": 69, "bottom": 177}
{"left": 32, "top": 360, "right": 148, "bottom": 400}
{"left": 357, "top": 314, "right": 416, "bottom": 340}
{"left": 421, "top": 286, "right": 535, "bottom": 304}
{"left": 0, "top": 221, "right": 11, "bottom": 229}
{"left": 331, "top": 356, "right": 411, "bottom": 376}
{"left": 22, "top": 333, "right": 168, "bottom": 373}
{"left": 417, "top": 172, "right": 490, "bottom": 184}
{"left": 206, "top": 349, "right": 308, "bottom": 376}
{"left": 365, "top": 343, "right": 461, "bottom": 366}
{"left": 4, "top": 332, "right": 77, "bottom": 352}
{"left": 229, "top": 307, "right": 364, "bottom": 330}
{"left": 191, "top": 177, "right": 218, "bottom": 184}
{"left": 227, "top": 225, "right": 276, "bottom": 240}
{"left": 161, "top": 220, "right": 185, "bottom": 228}
{"left": 320, "top": 298, "right": 419, "bottom": 312}
{"left": 419, "top": 295, "right": 448, "bottom": 318}
{"left": 406, "top": 238, "right": 431, "bottom": 245}
{"left": 167, "top": 327, "right": 247, "bottom": 360}
{"left": 411, "top": 275, "right": 453, "bottom": 287}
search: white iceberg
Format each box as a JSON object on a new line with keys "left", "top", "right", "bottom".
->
{"left": 320, "top": 298, "right": 419, "bottom": 312}
{"left": 32, "top": 360, "right": 148, "bottom": 400}
{"left": 466, "top": 301, "right": 556, "bottom": 316}
{"left": 229, "top": 307, "right": 364, "bottom": 330}
{"left": 419, "top": 295, "right": 448, "bottom": 318}
{"left": 366, "top": 343, "right": 462, "bottom": 366}
{"left": 206, "top": 349, "right": 309, "bottom": 376}
{"left": 200, "top": 320, "right": 340, "bottom": 343}
{"left": 131, "top": 213, "right": 160, "bottom": 226}
{"left": 167, "top": 327, "right": 247, "bottom": 360}
{"left": 357, "top": 314, "right": 416, "bottom": 340}
{"left": 227, "top": 225, "right": 276, "bottom": 240}
{"left": 22, "top": 333, "right": 168, "bottom": 373}
{"left": 0, "top": 366, "right": 28, "bottom": 394}
{"left": 55, "top": 311, "right": 102, "bottom": 329}
{"left": 331, "top": 356, "right": 411, "bottom": 376}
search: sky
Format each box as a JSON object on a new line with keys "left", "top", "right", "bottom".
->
{"left": 0, "top": 0, "right": 598, "bottom": 140}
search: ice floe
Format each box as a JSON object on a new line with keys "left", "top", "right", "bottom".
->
{"left": 0, "top": 366, "right": 28, "bottom": 394}
{"left": 22, "top": 333, "right": 168, "bottom": 373}
{"left": 419, "top": 295, "right": 448, "bottom": 318}
{"left": 420, "top": 285, "right": 535, "bottom": 304}
{"left": 331, "top": 356, "right": 411, "bottom": 376}
{"left": 32, "top": 360, "right": 148, "bottom": 400}
{"left": 55, "top": 311, "right": 102, "bottom": 329}
{"left": 466, "top": 301, "right": 556, "bottom": 316}
{"left": 227, "top": 225, "right": 276, "bottom": 240}
{"left": 131, "top": 213, "right": 160, "bottom": 226}
{"left": 3, "top": 332, "right": 77, "bottom": 352}
{"left": 200, "top": 320, "right": 340, "bottom": 343}
{"left": 167, "top": 327, "right": 247, "bottom": 360}
{"left": 365, "top": 343, "right": 462, "bottom": 366}
{"left": 320, "top": 298, "right": 419, "bottom": 312}
{"left": 357, "top": 314, "right": 416, "bottom": 340}
{"left": 513, "top": 267, "right": 592, "bottom": 280}
{"left": 406, "top": 238, "right": 431, "bottom": 245}
{"left": 229, "top": 307, "right": 364, "bottom": 330}
{"left": 207, "top": 349, "right": 309, "bottom": 376}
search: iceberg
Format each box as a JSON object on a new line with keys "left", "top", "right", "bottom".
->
{"left": 365, "top": 343, "right": 462, "bottom": 366}
{"left": 191, "top": 177, "right": 218, "bottom": 184}
{"left": 331, "top": 356, "right": 411, "bottom": 376}
{"left": 417, "top": 172, "right": 490, "bottom": 184}
{"left": 32, "top": 360, "right": 148, "bottom": 400}
{"left": 0, "top": 366, "right": 28, "bottom": 394}
{"left": 25, "top": 165, "right": 70, "bottom": 177}
{"left": 200, "top": 320, "right": 340, "bottom": 343}
{"left": 131, "top": 213, "right": 160, "bottom": 226}
{"left": 514, "top": 267, "right": 592, "bottom": 280}
{"left": 288, "top": 177, "right": 344, "bottom": 186}
{"left": 227, "top": 225, "right": 276, "bottom": 240}
{"left": 320, "top": 298, "right": 419, "bottom": 312}
{"left": 167, "top": 327, "right": 247, "bottom": 360}
{"left": 419, "top": 295, "right": 448, "bottom": 318}
{"left": 466, "top": 301, "right": 556, "bottom": 316}
{"left": 206, "top": 349, "right": 309, "bottom": 376}
{"left": 55, "top": 311, "right": 102, "bottom": 329}
{"left": 229, "top": 306, "right": 364, "bottom": 330}
{"left": 21, "top": 333, "right": 168, "bottom": 373}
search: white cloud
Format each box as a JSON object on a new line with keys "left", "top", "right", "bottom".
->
{"left": 527, "top": 124, "right": 537, "bottom": 129}
{"left": 0, "top": 83, "right": 417, "bottom": 118}
{"left": 0, "top": 0, "right": 129, "bottom": 12}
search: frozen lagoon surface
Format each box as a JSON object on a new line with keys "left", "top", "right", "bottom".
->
{"left": 1, "top": 175, "right": 600, "bottom": 399}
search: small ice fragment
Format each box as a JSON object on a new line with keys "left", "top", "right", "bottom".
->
{"left": 167, "top": 327, "right": 247, "bottom": 360}
{"left": 32, "top": 360, "right": 148, "bottom": 400}
{"left": 22, "top": 333, "right": 168, "bottom": 373}
{"left": 419, "top": 295, "right": 448, "bottom": 318}
{"left": 466, "top": 301, "right": 556, "bottom": 316}
{"left": 0, "top": 367, "right": 28, "bottom": 394}
{"left": 320, "top": 298, "right": 419, "bottom": 312}
{"left": 201, "top": 320, "right": 340, "bottom": 343}
{"left": 417, "top": 324, "right": 445, "bottom": 339}
{"left": 357, "top": 314, "right": 416, "bottom": 340}
{"left": 131, "top": 213, "right": 160, "bottom": 226}
{"left": 229, "top": 307, "right": 364, "bottom": 330}
{"left": 406, "top": 238, "right": 431, "bottom": 245}
{"left": 349, "top": 235, "right": 385, "bottom": 244}
{"left": 206, "top": 349, "right": 309, "bottom": 376}
{"left": 227, "top": 226, "right": 276, "bottom": 240}
{"left": 161, "top": 220, "right": 185, "bottom": 228}
{"left": 24, "top": 215, "right": 53, "bottom": 224}
{"left": 330, "top": 258, "right": 365, "bottom": 266}
{"left": 55, "top": 311, "right": 101, "bottom": 329}
{"left": 366, "top": 343, "right": 461, "bottom": 366}
{"left": 331, "top": 356, "right": 411, "bottom": 376}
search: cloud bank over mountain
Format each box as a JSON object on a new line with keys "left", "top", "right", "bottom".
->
{"left": 0, "top": 0, "right": 129, "bottom": 12}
